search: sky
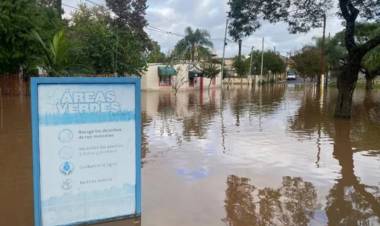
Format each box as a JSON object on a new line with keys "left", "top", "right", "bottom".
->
{"left": 63, "top": 0, "right": 344, "bottom": 58}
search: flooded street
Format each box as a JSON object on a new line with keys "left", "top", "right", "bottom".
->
{"left": 1, "top": 80, "right": 380, "bottom": 225}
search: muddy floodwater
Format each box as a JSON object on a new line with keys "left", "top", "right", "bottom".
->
{"left": 1, "top": 80, "right": 380, "bottom": 226}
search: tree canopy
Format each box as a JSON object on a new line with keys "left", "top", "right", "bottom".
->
{"left": 292, "top": 47, "right": 323, "bottom": 81}
{"left": 148, "top": 41, "right": 166, "bottom": 63}
{"left": 105, "top": 0, "right": 150, "bottom": 50}
{"left": 228, "top": 0, "right": 380, "bottom": 117}
{"left": 66, "top": 4, "right": 115, "bottom": 74}
{"left": 172, "top": 27, "right": 213, "bottom": 62}
{"left": 228, "top": 0, "right": 259, "bottom": 58}
{"left": 0, "top": 0, "right": 155, "bottom": 76}
{"left": 0, "top": 0, "right": 62, "bottom": 74}
{"left": 233, "top": 56, "right": 250, "bottom": 78}
{"left": 249, "top": 50, "right": 286, "bottom": 75}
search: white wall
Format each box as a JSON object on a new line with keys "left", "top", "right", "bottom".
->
{"left": 141, "top": 63, "right": 222, "bottom": 91}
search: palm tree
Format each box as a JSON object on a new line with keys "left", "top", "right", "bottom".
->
{"left": 33, "top": 29, "right": 70, "bottom": 76}
{"left": 173, "top": 27, "right": 213, "bottom": 62}
{"left": 202, "top": 63, "right": 221, "bottom": 89}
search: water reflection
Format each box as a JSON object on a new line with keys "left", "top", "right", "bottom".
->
{"left": 288, "top": 86, "right": 380, "bottom": 225}
{"left": 2, "top": 79, "right": 380, "bottom": 226}
{"left": 223, "top": 115, "right": 380, "bottom": 225}
{"left": 228, "top": 85, "right": 287, "bottom": 127}
{"left": 326, "top": 119, "right": 380, "bottom": 226}
{"left": 182, "top": 92, "right": 218, "bottom": 140}
{"left": 223, "top": 175, "right": 318, "bottom": 226}
{"left": 142, "top": 90, "right": 221, "bottom": 142}
{"left": 351, "top": 92, "right": 380, "bottom": 153}
{"left": 288, "top": 86, "right": 380, "bottom": 152}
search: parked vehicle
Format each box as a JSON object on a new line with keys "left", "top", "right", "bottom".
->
{"left": 287, "top": 71, "right": 297, "bottom": 80}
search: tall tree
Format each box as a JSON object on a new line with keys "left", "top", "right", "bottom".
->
{"left": 148, "top": 41, "right": 166, "bottom": 63}
{"left": 0, "top": 0, "right": 61, "bottom": 75}
{"left": 233, "top": 56, "right": 250, "bottom": 78}
{"left": 68, "top": 4, "right": 148, "bottom": 76}
{"left": 105, "top": 0, "right": 150, "bottom": 49}
{"left": 249, "top": 50, "right": 286, "bottom": 75}
{"left": 228, "top": 0, "right": 380, "bottom": 118}
{"left": 228, "top": 0, "right": 259, "bottom": 59}
{"left": 356, "top": 23, "right": 380, "bottom": 90}
{"left": 68, "top": 4, "right": 116, "bottom": 74}
{"left": 173, "top": 27, "right": 213, "bottom": 62}
{"left": 104, "top": 0, "right": 150, "bottom": 75}
{"left": 319, "top": 23, "right": 380, "bottom": 90}
{"left": 314, "top": 36, "right": 347, "bottom": 77}
{"left": 292, "top": 47, "right": 324, "bottom": 81}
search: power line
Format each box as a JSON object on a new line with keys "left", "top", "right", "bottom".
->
{"left": 62, "top": 0, "right": 257, "bottom": 51}
{"left": 146, "top": 25, "right": 233, "bottom": 44}
{"left": 84, "top": 0, "right": 103, "bottom": 7}
{"left": 62, "top": 3, "right": 79, "bottom": 10}
{"left": 147, "top": 26, "right": 185, "bottom": 37}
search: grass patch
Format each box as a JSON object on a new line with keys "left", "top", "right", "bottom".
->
{"left": 328, "top": 79, "right": 380, "bottom": 90}
{"left": 355, "top": 79, "right": 380, "bottom": 89}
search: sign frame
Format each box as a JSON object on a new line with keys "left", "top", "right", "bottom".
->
{"left": 30, "top": 77, "right": 141, "bottom": 226}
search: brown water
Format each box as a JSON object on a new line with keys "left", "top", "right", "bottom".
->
{"left": 1, "top": 81, "right": 380, "bottom": 226}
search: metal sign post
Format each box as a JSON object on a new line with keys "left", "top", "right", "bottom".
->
{"left": 31, "top": 77, "right": 141, "bottom": 226}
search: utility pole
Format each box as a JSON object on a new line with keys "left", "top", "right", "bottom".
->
{"left": 115, "top": 32, "right": 119, "bottom": 76}
{"left": 221, "top": 2, "right": 231, "bottom": 87}
{"left": 319, "top": 13, "right": 327, "bottom": 87}
{"left": 238, "top": 39, "right": 242, "bottom": 60}
{"left": 249, "top": 46, "right": 254, "bottom": 85}
{"left": 113, "top": 26, "right": 119, "bottom": 76}
{"left": 325, "top": 32, "right": 331, "bottom": 87}
{"left": 56, "top": 0, "right": 62, "bottom": 19}
{"left": 260, "top": 37, "right": 264, "bottom": 81}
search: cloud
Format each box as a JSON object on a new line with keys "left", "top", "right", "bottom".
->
{"left": 146, "top": 0, "right": 344, "bottom": 57}
{"left": 64, "top": 0, "right": 344, "bottom": 57}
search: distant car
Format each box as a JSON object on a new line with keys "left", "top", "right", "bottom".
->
{"left": 287, "top": 73, "right": 297, "bottom": 80}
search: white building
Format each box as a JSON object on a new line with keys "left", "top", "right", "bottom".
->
{"left": 141, "top": 63, "right": 222, "bottom": 91}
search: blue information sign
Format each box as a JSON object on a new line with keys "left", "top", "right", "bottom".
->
{"left": 31, "top": 77, "right": 141, "bottom": 226}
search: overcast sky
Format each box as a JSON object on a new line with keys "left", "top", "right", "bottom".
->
{"left": 63, "top": 0, "right": 344, "bottom": 57}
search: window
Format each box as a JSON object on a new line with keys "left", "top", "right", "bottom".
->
{"left": 159, "top": 76, "right": 171, "bottom": 86}
{"left": 158, "top": 66, "right": 176, "bottom": 87}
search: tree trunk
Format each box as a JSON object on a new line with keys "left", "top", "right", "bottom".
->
{"left": 56, "top": 0, "right": 62, "bottom": 19}
{"left": 364, "top": 69, "right": 377, "bottom": 91}
{"left": 325, "top": 71, "right": 329, "bottom": 87}
{"left": 238, "top": 39, "right": 242, "bottom": 60}
{"left": 366, "top": 77, "right": 374, "bottom": 90}
{"left": 335, "top": 63, "right": 360, "bottom": 118}
{"left": 336, "top": 0, "right": 380, "bottom": 117}
{"left": 191, "top": 44, "right": 195, "bottom": 62}
{"left": 335, "top": 85, "right": 355, "bottom": 118}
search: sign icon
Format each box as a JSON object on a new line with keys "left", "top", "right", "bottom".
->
{"left": 59, "top": 146, "right": 74, "bottom": 160}
{"left": 62, "top": 179, "right": 73, "bottom": 190}
{"left": 58, "top": 129, "right": 73, "bottom": 143}
{"left": 60, "top": 161, "right": 74, "bottom": 175}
